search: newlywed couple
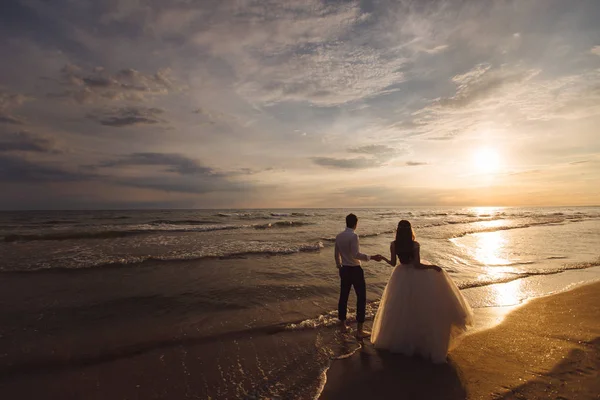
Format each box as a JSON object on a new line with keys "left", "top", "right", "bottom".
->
{"left": 334, "top": 213, "right": 473, "bottom": 363}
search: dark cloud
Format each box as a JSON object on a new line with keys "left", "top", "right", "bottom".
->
{"left": 0, "top": 154, "right": 92, "bottom": 182}
{"left": 0, "top": 90, "right": 27, "bottom": 109}
{"left": 312, "top": 156, "right": 381, "bottom": 169}
{"left": 0, "top": 131, "right": 61, "bottom": 153}
{"left": 98, "top": 152, "right": 253, "bottom": 194}
{"left": 117, "top": 177, "right": 248, "bottom": 195}
{"left": 0, "top": 150, "right": 251, "bottom": 196}
{"left": 312, "top": 144, "right": 405, "bottom": 169}
{"left": 100, "top": 152, "right": 217, "bottom": 175}
{"left": 0, "top": 113, "right": 25, "bottom": 125}
{"left": 347, "top": 145, "right": 398, "bottom": 155}
{"left": 48, "top": 64, "right": 176, "bottom": 104}
{"left": 405, "top": 161, "right": 428, "bottom": 166}
{"left": 0, "top": 89, "right": 28, "bottom": 125}
{"left": 89, "top": 107, "right": 165, "bottom": 127}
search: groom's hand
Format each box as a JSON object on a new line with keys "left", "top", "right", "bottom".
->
{"left": 371, "top": 254, "right": 382, "bottom": 262}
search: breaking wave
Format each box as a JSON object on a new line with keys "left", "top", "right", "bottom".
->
{"left": 458, "top": 261, "right": 600, "bottom": 290}
{"left": 1, "top": 242, "right": 325, "bottom": 273}
{"left": 285, "top": 260, "right": 600, "bottom": 331}
{"left": 3, "top": 220, "right": 314, "bottom": 242}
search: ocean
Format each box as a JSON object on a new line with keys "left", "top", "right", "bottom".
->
{"left": 1, "top": 207, "right": 599, "bottom": 399}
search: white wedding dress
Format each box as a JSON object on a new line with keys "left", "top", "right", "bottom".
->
{"left": 371, "top": 242, "right": 473, "bottom": 363}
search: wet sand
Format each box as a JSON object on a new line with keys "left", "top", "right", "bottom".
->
{"left": 320, "top": 282, "right": 600, "bottom": 399}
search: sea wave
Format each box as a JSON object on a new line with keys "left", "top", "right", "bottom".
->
{"left": 448, "top": 219, "right": 570, "bottom": 238}
{"left": 285, "top": 303, "right": 381, "bottom": 331}
{"left": 0, "top": 242, "right": 325, "bottom": 273}
{"left": 2, "top": 220, "right": 315, "bottom": 242}
{"left": 285, "top": 260, "right": 600, "bottom": 330}
{"left": 320, "top": 229, "right": 395, "bottom": 242}
{"left": 253, "top": 221, "right": 313, "bottom": 229}
{"left": 215, "top": 212, "right": 254, "bottom": 218}
{"left": 40, "top": 220, "right": 79, "bottom": 225}
{"left": 2, "top": 225, "right": 245, "bottom": 242}
{"left": 458, "top": 260, "right": 600, "bottom": 290}
{"left": 91, "top": 215, "right": 131, "bottom": 220}
{"left": 148, "top": 219, "right": 221, "bottom": 225}
{"left": 3, "top": 230, "right": 151, "bottom": 242}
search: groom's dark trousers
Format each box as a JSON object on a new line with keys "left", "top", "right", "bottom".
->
{"left": 338, "top": 265, "right": 366, "bottom": 323}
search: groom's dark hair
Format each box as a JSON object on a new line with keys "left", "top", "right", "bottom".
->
{"left": 346, "top": 213, "right": 358, "bottom": 228}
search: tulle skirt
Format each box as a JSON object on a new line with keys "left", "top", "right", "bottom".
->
{"left": 371, "top": 264, "right": 473, "bottom": 363}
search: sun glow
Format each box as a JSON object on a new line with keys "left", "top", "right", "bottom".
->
{"left": 473, "top": 147, "right": 501, "bottom": 174}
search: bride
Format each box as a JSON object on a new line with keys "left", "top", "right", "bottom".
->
{"left": 371, "top": 220, "right": 473, "bottom": 363}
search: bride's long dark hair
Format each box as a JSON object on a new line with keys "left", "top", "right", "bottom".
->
{"left": 395, "top": 220, "right": 416, "bottom": 264}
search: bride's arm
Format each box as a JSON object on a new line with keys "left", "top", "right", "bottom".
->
{"left": 416, "top": 264, "right": 442, "bottom": 272}
{"left": 413, "top": 241, "right": 421, "bottom": 265}
{"left": 384, "top": 242, "right": 396, "bottom": 266}
{"left": 413, "top": 242, "right": 442, "bottom": 272}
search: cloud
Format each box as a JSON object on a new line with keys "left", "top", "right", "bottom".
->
{"left": 0, "top": 89, "right": 29, "bottom": 125}
{"left": 0, "top": 154, "right": 91, "bottom": 183}
{"left": 347, "top": 145, "right": 398, "bottom": 156}
{"left": 97, "top": 152, "right": 254, "bottom": 194}
{"left": 412, "top": 63, "right": 600, "bottom": 141}
{"left": 313, "top": 144, "right": 404, "bottom": 170}
{"left": 507, "top": 169, "right": 542, "bottom": 176}
{"left": 425, "top": 131, "right": 459, "bottom": 141}
{"left": 437, "top": 63, "right": 537, "bottom": 109}
{"left": 99, "top": 152, "right": 217, "bottom": 176}
{"left": 312, "top": 156, "right": 382, "bottom": 169}
{"left": 0, "top": 131, "right": 62, "bottom": 153}
{"left": 591, "top": 46, "right": 600, "bottom": 56}
{"left": 47, "top": 64, "right": 177, "bottom": 104}
{"left": 89, "top": 106, "right": 165, "bottom": 127}
{"left": 114, "top": 177, "right": 249, "bottom": 195}
{"left": 184, "top": 1, "right": 409, "bottom": 105}
{"left": 0, "top": 114, "right": 25, "bottom": 125}
{"left": 422, "top": 44, "right": 449, "bottom": 54}
{"left": 406, "top": 161, "right": 428, "bottom": 166}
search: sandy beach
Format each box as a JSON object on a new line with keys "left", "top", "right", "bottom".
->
{"left": 320, "top": 282, "right": 600, "bottom": 400}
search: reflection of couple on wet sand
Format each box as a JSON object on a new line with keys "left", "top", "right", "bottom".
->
{"left": 334, "top": 213, "right": 473, "bottom": 363}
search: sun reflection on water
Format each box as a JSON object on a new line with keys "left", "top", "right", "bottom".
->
{"left": 468, "top": 206, "right": 505, "bottom": 216}
{"left": 474, "top": 230, "right": 510, "bottom": 266}
{"left": 492, "top": 279, "right": 524, "bottom": 306}
{"left": 471, "top": 229, "right": 526, "bottom": 307}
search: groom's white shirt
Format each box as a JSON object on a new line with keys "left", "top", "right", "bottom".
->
{"left": 334, "top": 227, "right": 370, "bottom": 267}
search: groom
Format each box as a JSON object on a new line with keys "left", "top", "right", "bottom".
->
{"left": 334, "top": 213, "right": 381, "bottom": 338}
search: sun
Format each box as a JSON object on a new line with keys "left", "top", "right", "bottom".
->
{"left": 473, "top": 147, "right": 501, "bottom": 174}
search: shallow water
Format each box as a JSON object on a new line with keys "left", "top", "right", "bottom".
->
{"left": 0, "top": 207, "right": 599, "bottom": 398}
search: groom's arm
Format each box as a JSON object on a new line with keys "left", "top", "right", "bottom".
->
{"left": 350, "top": 235, "right": 370, "bottom": 262}
{"left": 334, "top": 241, "right": 342, "bottom": 268}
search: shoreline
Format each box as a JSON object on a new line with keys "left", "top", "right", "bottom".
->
{"left": 319, "top": 281, "right": 600, "bottom": 399}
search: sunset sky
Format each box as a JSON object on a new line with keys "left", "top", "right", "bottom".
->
{"left": 1, "top": 0, "right": 599, "bottom": 209}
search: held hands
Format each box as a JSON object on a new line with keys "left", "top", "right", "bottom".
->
{"left": 371, "top": 254, "right": 383, "bottom": 262}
